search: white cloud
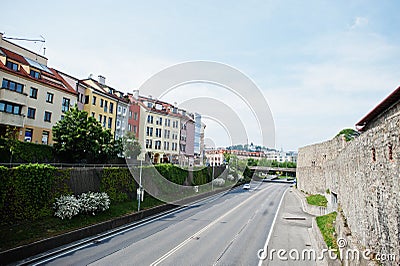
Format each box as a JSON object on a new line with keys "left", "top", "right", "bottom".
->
{"left": 350, "top": 16, "right": 369, "bottom": 29}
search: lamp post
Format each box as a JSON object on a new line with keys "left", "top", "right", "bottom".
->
{"left": 137, "top": 158, "right": 143, "bottom": 212}
{"left": 211, "top": 161, "right": 215, "bottom": 191}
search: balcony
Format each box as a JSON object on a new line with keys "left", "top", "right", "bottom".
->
{"left": 0, "top": 112, "right": 24, "bottom": 127}
{"left": 0, "top": 88, "right": 27, "bottom": 106}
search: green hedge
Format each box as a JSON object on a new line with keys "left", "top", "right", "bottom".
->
{"left": 100, "top": 168, "right": 136, "bottom": 202}
{"left": 0, "top": 138, "right": 54, "bottom": 163}
{"left": 0, "top": 164, "right": 227, "bottom": 223}
{"left": 0, "top": 164, "right": 73, "bottom": 224}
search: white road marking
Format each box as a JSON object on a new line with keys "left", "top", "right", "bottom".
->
{"left": 150, "top": 184, "right": 271, "bottom": 266}
{"left": 258, "top": 187, "right": 289, "bottom": 266}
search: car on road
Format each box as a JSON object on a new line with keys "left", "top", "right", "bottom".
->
{"left": 243, "top": 183, "right": 251, "bottom": 190}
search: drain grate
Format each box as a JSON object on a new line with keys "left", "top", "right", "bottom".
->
{"left": 283, "top": 217, "right": 306, "bottom": 220}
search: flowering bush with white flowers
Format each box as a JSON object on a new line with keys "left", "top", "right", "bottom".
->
{"left": 79, "top": 192, "right": 110, "bottom": 215}
{"left": 53, "top": 195, "right": 80, "bottom": 220}
{"left": 212, "top": 178, "right": 226, "bottom": 187}
{"left": 54, "top": 192, "right": 110, "bottom": 219}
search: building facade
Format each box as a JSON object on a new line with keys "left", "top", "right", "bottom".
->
{"left": 0, "top": 33, "right": 76, "bottom": 144}
{"left": 179, "top": 110, "right": 195, "bottom": 166}
{"left": 136, "top": 96, "right": 181, "bottom": 164}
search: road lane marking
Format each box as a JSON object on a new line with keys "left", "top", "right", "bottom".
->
{"left": 258, "top": 186, "right": 289, "bottom": 266}
{"left": 150, "top": 184, "right": 273, "bottom": 266}
{"left": 26, "top": 190, "right": 229, "bottom": 266}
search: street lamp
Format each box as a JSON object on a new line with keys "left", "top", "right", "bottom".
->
{"left": 137, "top": 158, "right": 143, "bottom": 211}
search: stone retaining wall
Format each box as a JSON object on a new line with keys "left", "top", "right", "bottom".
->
{"left": 297, "top": 111, "right": 400, "bottom": 265}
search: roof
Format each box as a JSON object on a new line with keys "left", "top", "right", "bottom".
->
{"left": 356, "top": 86, "right": 400, "bottom": 131}
{"left": 80, "top": 78, "right": 129, "bottom": 103}
{"left": 0, "top": 47, "right": 76, "bottom": 95}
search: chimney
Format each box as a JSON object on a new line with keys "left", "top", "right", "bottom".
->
{"left": 132, "top": 90, "right": 139, "bottom": 99}
{"left": 98, "top": 75, "right": 106, "bottom": 85}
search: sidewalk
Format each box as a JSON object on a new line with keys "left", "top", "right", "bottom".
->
{"left": 259, "top": 187, "right": 327, "bottom": 266}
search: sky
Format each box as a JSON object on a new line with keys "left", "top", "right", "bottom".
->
{"left": 2, "top": 0, "right": 400, "bottom": 151}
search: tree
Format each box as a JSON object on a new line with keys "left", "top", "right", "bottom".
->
{"left": 52, "top": 107, "right": 122, "bottom": 163}
{"left": 336, "top": 128, "right": 360, "bottom": 142}
{"left": 121, "top": 132, "right": 141, "bottom": 159}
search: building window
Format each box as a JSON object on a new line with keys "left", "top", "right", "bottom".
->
{"left": 134, "top": 112, "right": 138, "bottom": 120}
{"left": 146, "top": 139, "right": 152, "bottom": 149}
{"left": 128, "top": 124, "right": 132, "bottom": 131}
{"left": 164, "top": 129, "right": 170, "bottom": 139}
{"left": 27, "top": 107, "right": 36, "bottom": 119}
{"left": 24, "top": 128, "right": 33, "bottom": 142}
{"left": 165, "top": 119, "right": 171, "bottom": 127}
{"left": 29, "top": 87, "right": 38, "bottom": 99}
{"left": 62, "top": 98, "right": 70, "bottom": 112}
{"left": 164, "top": 141, "right": 170, "bottom": 150}
{"left": 42, "top": 131, "right": 49, "bottom": 144}
{"left": 99, "top": 114, "right": 102, "bottom": 123}
{"left": 147, "top": 115, "right": 153, "bottom": 124}
{"left": 103, "top": 116, "right": 106, "bottom": 127}
{"left": 104, "top": 100, "right": 108, "bottom": 112}
{"left": 30, "top": 69, "right": 40, "bottom": 79}
{"left": 155, "top": 140, "right": 161, "bottom": 150}
{"left": 108, "top": 117, "right": 112, "bottom": 129}
{"left": 92, "top": 112, "right": 95, "bottom": 117}
{"left": 388, "top": 144, "right": 393, "bottom": 161}
{"left": 92, "top": 96, "right": 97, "bottom": 105}
{"left": 0, "top": 102, "right": 21, "bottom": 115}
{"left": 6, "top": 60, "right": 18, "bottom": 71}
{"left": 109, "top": 102, "right": 113, "bottom": 113}
{"left": 46, "top": 92, "right": 54, "bottom": 103}
{"left": 372, "top": 148, "right": 376, "bottom": 162}
{"left": 129, "top": 111, "right": 132, "bottom": 119}
{"left": 44, "top": 111, "right": 52, "bottom": 122}
{"left": 100, "top": 99, "right": 104, "bottom": 108}
{"left": 123, "top": 107, "right": 127, "bottom": 116}
{"left": 133, "top": 125, "right": 137, "bottom": 133}
{"left": 146, "top": 127, "right": 153, "bottom": 137}
{"left": 155, "top": 128, "right": 162, "bottom": 138}
{"left": 118, "top": 106, "right": 122, "bottom": 114}
{"left": 2, "top": 79, "right": 23, "bottom": 93}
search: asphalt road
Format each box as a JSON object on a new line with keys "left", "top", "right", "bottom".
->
{"left": 36, "top": 182, "right": 289, "bottom": 266}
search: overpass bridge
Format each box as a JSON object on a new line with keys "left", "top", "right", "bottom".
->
{"left": 249, "top": 166, "right": 297, "bottom": 174}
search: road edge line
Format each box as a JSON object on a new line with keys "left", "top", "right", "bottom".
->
{"left": 258, "top": 186, "right": 289, "bottom": 266}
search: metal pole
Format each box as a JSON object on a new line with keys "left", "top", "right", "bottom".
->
{"left": 211, "top": 163, "right": 214, "bottom": 191}
{"left": 138, "top": 159, "right": 143, "bottom": 212}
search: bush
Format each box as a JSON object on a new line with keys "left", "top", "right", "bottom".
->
{"left": 53, "top": 195, "right": 80, "bottom": 220}
{"left": 53, "top": 192, "right": 110, "bottom": 219}
{"left": 79, "top": 192, "right": 110, "bottom": 215}
{"left": 212, "top": 178, "right": 225, "bottom": 187}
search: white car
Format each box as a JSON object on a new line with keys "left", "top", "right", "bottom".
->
{"left": 243, "top": 183, "right": 251, "bottom": 190}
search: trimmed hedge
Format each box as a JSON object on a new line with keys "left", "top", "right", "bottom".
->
{"left": 100, "top": 168, "right": 136, "bottom": 203}
{"left": 0, "top": 163, "right": 226, "bottom": 224}
{"left": 0, "top": 138, "right": 54, "bottom": 163}
{"left": 0, "top": 164, "right": 72, "bottom": 224}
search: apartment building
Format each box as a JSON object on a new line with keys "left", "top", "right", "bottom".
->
{"left": 179, "top": 110, "right": 195, "bottom": 166}
{"left": 127, "top": 91, "right": 141, "bottom": 139}
{"left": 136, "top": 96, "right": 181, "bottom": 164}
{"left": 0, "top": 33, "right": 76, "bottom": 144}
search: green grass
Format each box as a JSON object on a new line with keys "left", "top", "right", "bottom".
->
{"left": 316, "top": 212, "right": 338, "bottom": 253}
{"left": 306, "top": 194, "right": 328, "bottom": 207}
{"left": 0, "top": 197, "right": 163, "bottom": 252}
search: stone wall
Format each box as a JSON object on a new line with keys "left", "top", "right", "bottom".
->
{"left": 297, "top": 109, "right": 400, "bottom": 264}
